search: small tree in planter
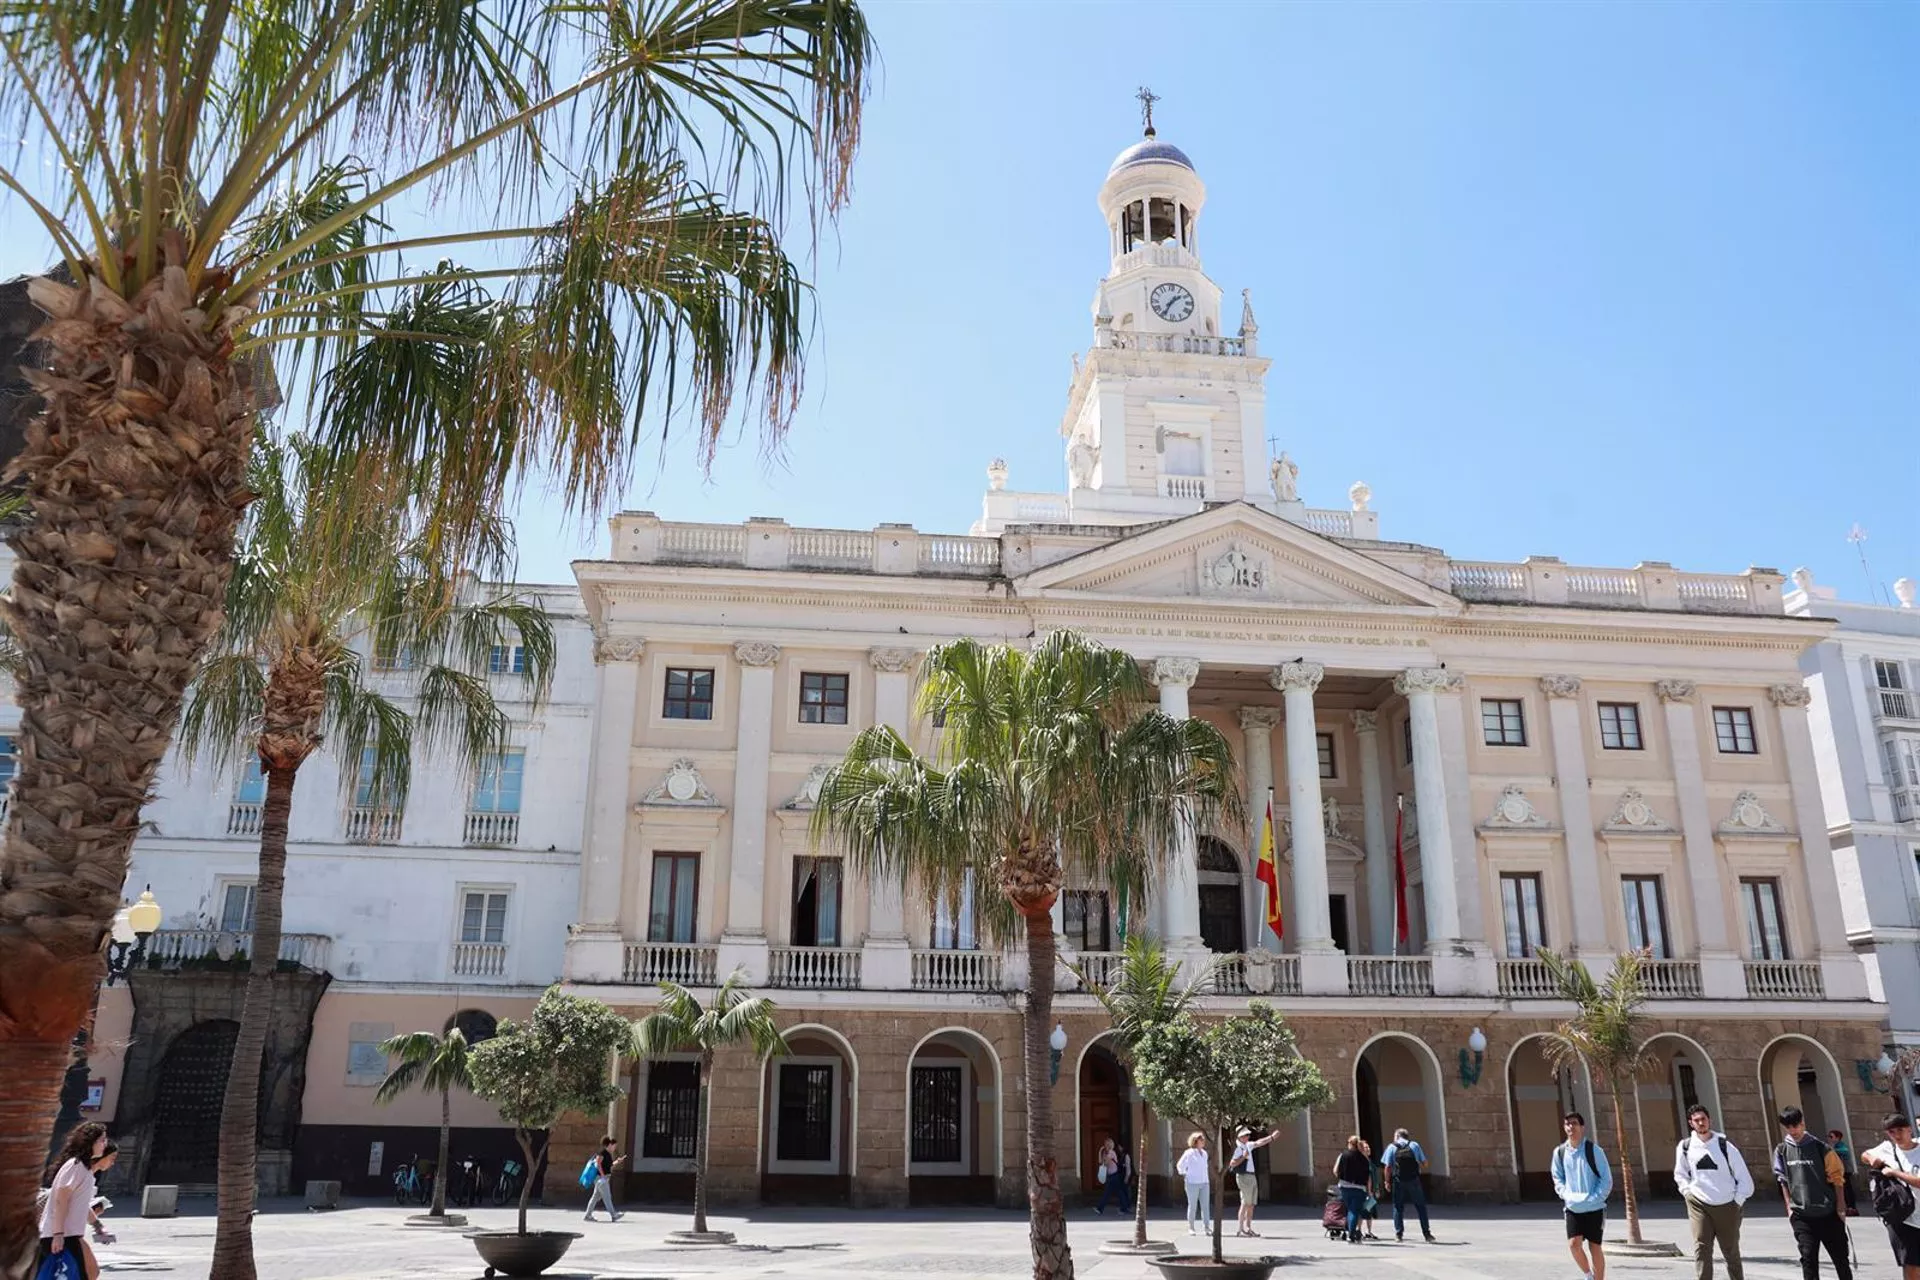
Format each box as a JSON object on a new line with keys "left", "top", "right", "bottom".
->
{"left": 467, "top": 987, "right": 632, "bottom": 1274}
{"left": 1131, "top": 1004, "right": 1332, "bottom": 1274}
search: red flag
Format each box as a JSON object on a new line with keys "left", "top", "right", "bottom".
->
{"left": 1254, "top": 790, "right": 1283, "bottom": 943}
{"left": 1393, "top": 800, "right": 1411, "bottom": 949}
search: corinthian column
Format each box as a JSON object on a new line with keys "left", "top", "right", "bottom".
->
{"left": 1395, "top": 667, "right": 1463, "bottom": 946}
{"left": 1238, "top": 706, "right": 1283, "bottom": 953}
{"left": 1151, "top": 657, "right": 1203, "bottom": 949}
{"left": 1540, "top": 675, "right": 1608, "bottom": 957}
{"left": 1352, "top": 710, "right": 1392, "bottom": 955}
{"left": 1271, "top": 662, "right": 1333, "bottom": 952}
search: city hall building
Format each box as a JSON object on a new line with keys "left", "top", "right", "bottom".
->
{"left": 552, "top": 127, "right": 1885, "bottom": 1208}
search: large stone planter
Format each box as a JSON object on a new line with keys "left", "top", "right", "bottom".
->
{"left": 1148, "top": 1256, "right": 1280, "bottom": 1280}
{"left": 468, "top": 1230, "right": 581, "bottom": 1278}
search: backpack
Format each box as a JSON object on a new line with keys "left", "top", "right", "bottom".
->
{"left": 1871, "top": 1144, "right": 1917, "bottom": 1224}
{"left": 1555, "top": 1139, "right": 1602, "bottom": 1188}
{"left": 579, "top": 1156, "right": 599, "bottom": 1189}
{"left": 1777, "top": 1137, "right": 1837, "bottom": 1218}
{"left": 1677, "top": 1135, "right": 1734, "bottom": 1187}
{"left": 1393, "top": 1142, "right": 1421, "bottom": 1183}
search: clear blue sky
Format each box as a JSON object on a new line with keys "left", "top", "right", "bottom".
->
{"left": 9, "top": 2, "right": 1917, "bottom": 595}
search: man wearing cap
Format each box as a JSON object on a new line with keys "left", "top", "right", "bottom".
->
{"left": 1229, "top": 1124, "right": 1284, "bottom": 1238}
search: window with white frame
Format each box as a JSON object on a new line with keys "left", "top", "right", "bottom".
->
{"left": 235, "top": 758, "right": 267, "bottom": 805}
{"left": 1499, "top": 872, "right": 1545, "bottom": 958}
{"left": 218, "top": 880, "right": 257, "bottom": 932}
{"left": 1621, "top": 875, "right": 1671, "bottom": 958}
{"left": 931, "top": 868, "right": 978, "bottom": 950}
{"left": 353, "top": 747, "right": 402, "bottom": 810}
{"left": 487, "top": 644, "right": 527, "bottom": 676}
{"left": 460, "top": 889, "right": 509, "bottom": 945}
{"left": 1740, "top": 877, "right": 1788, "bottom": 960}
{"left": 791, "top": 857, "right": 842, "bottom": 947}
{"left": 1713, "top": 706, "right": 1758, "bottom": 755}
{"left": 0, "top": 735, "right": 17, "bottom": 795}
{"left": 648, "top": 853, "right": 699, "bottom": 943}
{"left": 1876, "top": 660, "right": 1907, "bottom": 690}
{"left": 470, "top": 751, "right": 525, "bottom": 814}
{"left": 1598, "top": 702, "right": 1643, "bottom": 751}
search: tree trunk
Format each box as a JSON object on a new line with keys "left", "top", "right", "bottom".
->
{"left": 210, "top": 760, "right": 295, "bottom": 1280}
{"left": 432, "top": 1087, "right": 451, "bottom": 1217}
{"left": 1132, "top": 1126, "right": 1151, "bottom": 1247}
{"left": 1610, "top": 1077, "right": 1641, "bottom": 1245}
{"left": 0, "top": 264, "right": 254, "bottom": 1280}
{"left": 1211, "top": 1129, "right": 1225, "bottom": 1263}
{"left": 516, "top": 1132, "right": 541, "bottom": 1237}
{"left": 1021, "top": 909, "right": 1074, "bottom": 1280}
{"left": 693, "top": 1053, "right": 711, "bottom": 1234}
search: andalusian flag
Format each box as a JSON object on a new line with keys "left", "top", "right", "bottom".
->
{"left": 1254, "top": 788, "right": 1283, "bottom": 943}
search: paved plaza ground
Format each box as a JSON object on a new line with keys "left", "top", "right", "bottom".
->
{"left": 84, "top": 1198, "right": 1898, "bottom": 1280}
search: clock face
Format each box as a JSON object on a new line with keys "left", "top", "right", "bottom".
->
{"left": 1150, "top": 282, "right": 1195, "bottom": 322}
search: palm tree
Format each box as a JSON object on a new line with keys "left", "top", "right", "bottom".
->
{"left": 811, "top": 631, "right": 1241, "bottom": 1280}
{"left": 374, "top": 1026, "right": 478, "bottom": 1219}
{"left": 1537, "top": 948, "right": 1657, "bottom": 1245}
{"left": 1070, "top": 933, "right": 1219, "bottom": 1250}
{"left": 177, "top": 433, "right": 553, "bottom": 1274}
{"left": 0, "top": 6, "right": 871, "bottom": 1265}
{"left": 631, "top": 973, "right": 787, "bottom": 1238}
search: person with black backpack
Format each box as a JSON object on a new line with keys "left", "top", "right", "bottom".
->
{"left": 1382, "top": 1127, "right": 1436, "bottom": 1243}
{"left": 1860, "top": 1112, "right": 1920, "bottom": 1280}
{"left": 1772, "top": 1106, "right": 1853, "bottom": 1280}
{"left": 1552, "top": 1111, "right": 1614, "bottom": 1280}
{"left": 1674, "top": 1104, "right": 1753, "bottom": 1280}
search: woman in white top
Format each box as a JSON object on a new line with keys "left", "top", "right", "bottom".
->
{"left": 1862, "top": 1111, "right": 1920, "bottom": 1280}
{"left": 40, "top": 1121, "right": 109, "bottom": 1280}
{"left": 1175, "top": 1132, "right": 1213, "bottom": 1237}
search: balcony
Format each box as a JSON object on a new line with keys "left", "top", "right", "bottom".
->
{"left": 1210, "top": 952, "right": 1302, "bottom": 996}
{"left": 768, "top": 945, "right": 861, "bottom": 990}
{"left": 1349, "top": 956, "right": 1434, "bottom": 998}
{"left": 1744, "top": 960, "right": 1824, "bottom": 1001}
{"left": 147, "top": 929, "right": 330, "bottom": 973}
{"left": 621, "top": 942, "right": 718, "bottom": 987}
{"left": 462, "top": 811, "right": 519, "bottom": 848}
{"left": 1878, "top": 688, "right": 1918, "bottom": 721}
{"left": 451, "top": 941, "right": 509, "bottom": 979}
{"left": 1446, "top": 559, "right": 1781, "bottom": 616}
{"left": 227, "top": 802, "right": 262, "bottom": 837}
{"left": 911, "top": 949, "right": 1003, "bottom": 993}
{"left": 343, "top": 806, "right": 402, "bottom": 844}
{"left": 1158, "top": 474, "right": 1209, "bottom": 501}
{"left": 1642, "top": 959, "right": 1704, "bottom": 999}
{"left": 1497, "top": 958, "right": 1558, "bottom": 999}
{"left": 1059, "top": 950, "right": 1125, "bottom": 992}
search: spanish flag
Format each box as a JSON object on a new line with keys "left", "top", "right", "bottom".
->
{"left": 1254, "top": 788, "right": 1283, "bottom": 943}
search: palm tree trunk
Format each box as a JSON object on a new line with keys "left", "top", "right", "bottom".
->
{"left": 1022, "top": 909, "right": 1074, "bottom": 1280}
{"left": 210, "top": 761, "right": 295, "bottom": 1280}
{"left": 0, "top": 267, "right": 253, "bottom": 1280}
{"left": 693, "top": 1053, "right": 712, "bottom": 1234}
{"left": 432, "top": 1087, "right": 451, "bottom": 1217}
{"left": 1610, "top": 1077, "right": 1641, "bottom": 1245}
{"left": 1132, "top": 1127, "right": 1151, "bottom": 1247}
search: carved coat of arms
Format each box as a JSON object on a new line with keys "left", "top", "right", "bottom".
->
{"left": 1199, "top": 543, "right": 1267, "bottom": 595}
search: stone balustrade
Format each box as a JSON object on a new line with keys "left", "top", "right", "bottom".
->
{"left": 147, "top": 929, "right": 331, "bottom": 973}
{"left": 1447, "top": 557, "right": 1784, "bottom": 616}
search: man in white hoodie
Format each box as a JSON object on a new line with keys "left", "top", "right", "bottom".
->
{"left": 1674, "top": 1105, "right": 1753, "bottom": 1280}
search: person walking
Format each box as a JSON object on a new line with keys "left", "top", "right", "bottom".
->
{"left": 1860, "top": 1112, "right": 1920, "bottom": 1280}
{"left": 1176, "top": 1131, "right": 1213, "bottom": 1237}
{"left": 1094, "top": 1137, "right": 1128, "bottom": 1215}
{"left": 1230, "top": 1125, "right": 1282, "bottom": 1237}
{"left": 582, "top": 1136, "right": 626, "bottom": 1222}
{"left": 39, "top": 1121, "right": 109, "bottom": 1280}
{"left": 1553, "top": 1111, "right": 1613, "bottom": 1280}
{"left": 1382, "top": 1126, "right": 1436, "bottom": 1242}
{"left": 1360, "top": 1139, "right": 1383, "bottom": 1240}
{"left": 1831, "top": 1130, "right": 1860, "bottom": 1216}
{"left": 1675, "top": 1104, "right": 1752, "bottom": 1280}
{"left": 1333, "top": 1136, "right": 1373, "bottom": 1244}
{"left": 1772, "top": 1106, "right": 1852, "bottom": 1280}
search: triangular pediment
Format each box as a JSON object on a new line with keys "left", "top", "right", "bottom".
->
{"left": 1015, "top": 503, "right": 1461, "bottom": 612}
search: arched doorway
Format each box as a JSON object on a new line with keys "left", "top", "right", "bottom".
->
{"left": 1759, "top": 1035, "right": 1850, "bottom": 1154}
{"left": 760, "top": 1025, "right": 857, "bottom": 1206}
{"left": 1076, "top": 1036, "right": 1132, "bottom": 1196}
{"left": 446, "top": 1008, "right": 498, "bottom": 1045}
{"left": 1507, "top": 1034, "right": 1593, "bottom": 1200}
{"left": 906, "top": 1028, "right": 1002, "bottom": 1206}
{"left": 149, "top": 1020, "right": 240, "bottom": 1185}
{"left": 1197, "top": 837, "right": 1244, "bottom": 954}
{"left": 1354, "top": 1033, "right": 1448, "bottom": 1178}
{"left": 1638, "top": 1034, "right": 1722, "bottom": 1198}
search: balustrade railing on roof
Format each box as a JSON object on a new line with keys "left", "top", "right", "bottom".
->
{"left": 1446, "top": 560, "right": 1776, "bottom": 614}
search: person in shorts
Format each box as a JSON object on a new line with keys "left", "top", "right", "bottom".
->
{"left": 1860, "top": 1112, "right": 1920, "bottom": 1280}
{"left": 1553, "top": 1111, "right": 1613, "bottom": 1280}
{"left": 1229, "top": 1125, "right": 1282, "bottom": 1237}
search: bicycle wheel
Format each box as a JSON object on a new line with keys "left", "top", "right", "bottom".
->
{"left": 492, "top": 1177, "right": 510, "bottom": 1206}
{"left": 393, "top": 1176, "right": 408, "bottom": 1206}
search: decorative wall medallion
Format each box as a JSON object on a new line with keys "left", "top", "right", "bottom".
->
{"left": 1199, "top": 543, "right": 1268, "bottom": 595}
{"left": 1601, "top": 787, "right": 1672, "bottom": 833}
{"left": 734, "top": 641, "right": 781, "bottom": 668}
{"left": 867, "top": 647, "right": 918, "bottom": 674}
{"left": 785, "top": 763, "right": 834, "bottom": 811}
{"left": 1482, "top": 784, "right": 1547, "bottom": 829}
{"left": 1655, "top": 679, "right": 1697, "bottom": 704}
{"left": 1539, "top": 674, "right": 1582, "bottom": 700}
{"left": 641, "top": 759, "right": 720, "bottom": 807}
{"left": 1719, "top": 790, "right": 1786, "bottom": 835}
{"left": 592, "top": 635, "right": 644, "bottom": 664}
{"left": 1769, "top": 682, "right": 1813, "bottom": 709}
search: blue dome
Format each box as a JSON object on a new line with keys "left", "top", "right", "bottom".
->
{"left": 1107, "top": 136, "right": 1195, "bottom": 176}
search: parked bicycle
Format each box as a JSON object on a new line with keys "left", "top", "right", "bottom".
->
{"left": 451, "top": 1156, "right": 486, "bottom": 1209}
{"left": 491, "top": 1158, "right": 525, "bottom": 1206}
{"left": 391, "top": 1155, "right": 432, "bottom": 1206}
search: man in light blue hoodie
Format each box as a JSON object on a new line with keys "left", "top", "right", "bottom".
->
{"left": 1553, "top": 1111, "right": 1615, "bottom": 1280}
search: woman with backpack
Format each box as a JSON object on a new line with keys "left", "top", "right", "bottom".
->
{"left": 1861, "top": 1112, "right": 1920, "bottom": 1280}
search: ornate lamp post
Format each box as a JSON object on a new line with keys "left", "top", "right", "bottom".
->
{"left": 1049, "top": 1022, "right": 1068, "bottom": 1085}
{"left": 105, "top": 887, "right": 163, "bottom": 984}
{"left": 1458, "top": 1026, "right": 1488, "bottom": 1088}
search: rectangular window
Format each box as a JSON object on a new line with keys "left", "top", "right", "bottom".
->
{"left": 1481, "top": 698, "right": 1527, "bottom": 746}
{"left": 775, "top": 1063, "right": 835, "bottom": 1162}
{"left": 0, "top": 735, "right": 16, "bottom": 792}
{"left": 1876, "top": 660, "right": 1907, "bottom": 690}
{"left": 235, "top": 757, "right": 267, "bottom": 805}
{"left": 1162, "top": 432, "right": 1204, "bottom": 477}
{"left": 370, "top": 640, "right": 416, "bottom": 672}
{"left": 353, "top": 747, "right": 401, "bottom": 809}
{"left": 931, "top": 869, "right": 978, "bottom": 950}
{"left": 220, "top": 881, "right": 257, "bottom": 933}
{"left": 648, "top": 853, "right": 699, "bottom": 944}
{"left": 1062, "top": 889, "right": 1112, "bottom": 953}
{"left": 487, "top": 644, "right": 527, "bottom": 676}
{"left": 1598, "top": 702, "right": 1644, "bottom": 751}
{"left": 798, "top": 672, "right": 850, "bottom": 726}
{"left": 1741, "top": 877, "right": 1788, "bottom": 960}
{"left": 1621, "top": 876, "right": 1671, "bottom": 958}
{"left": 470, "top": 750, "right": 526, "bottom": 814}
{"left": 641, "top": 1060, "right": 700, "bottom": 1160}
{"left": 663, "top": 667, "right": 715, "bottom": 721}
{"left": 1316, "top": 732, "right": 1337, "bottom": 780}
{"left": 910, "top": 1064, "right": 964, "bottom": 1164}
{"left": 1402, "top": 718, "right": 1414, "bottom": 766}
{"left": 791, "top": 857, "right": 843, "bottom": 947}
{"left": 1713, "top": 706, "right": 1758, "bottom": 755}
{"left": 460, "top": 890, "right": 509, "bottom": 944}
{"left": 1499, "top": 872, "right": 1545, "bottom": 958}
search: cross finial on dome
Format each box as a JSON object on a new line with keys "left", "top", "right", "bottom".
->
{"left": 1137, "top": 85, "right": 1159, "bottom": 138}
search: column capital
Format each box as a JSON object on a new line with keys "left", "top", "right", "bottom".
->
{"left": 1655, "top": 678, "right": 1697, "bottom": 704}
{"left": 592, "top": 634, "right": 645, "bottom": 665}
{"left": 1539, "top": 674, "right": 1582, "bottom": 699}
{"left": 1395, "top": 667, "right": 1462, "bottom": 697}
{"left": 1269, "top": 660, "right": 1325, "bottom": 694}
{"left": 1237, "top": 706, "right": 1284, "bottom": 732}
{"left": 734, "top": 640, "right": 782, "bottom": 668}
{"left": 1151, "top": 656, "right": 1201, "bottom": 690}
{"left": 1351, "top": 709, "right": 1379, "bottom": 734}
{"left": 1769, "top": 682, "right": 1813, "bottom": 709}
{"left": 867, "top": 646, "right": 919, "bottom": 674}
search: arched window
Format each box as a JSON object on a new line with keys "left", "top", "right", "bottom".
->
{"left": 446, "top": 1008, "right": 497, "bottom": 1046}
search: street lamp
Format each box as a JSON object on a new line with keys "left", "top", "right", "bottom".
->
{"left": 1049, "top": 1023, "right": 1068, "bottom": 1085}
{"left": 105, "top": 887, "right": 162, "bottom": 985}
{"left": 1458, "top": 1026, "right": 1488, "bottom": 1088}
